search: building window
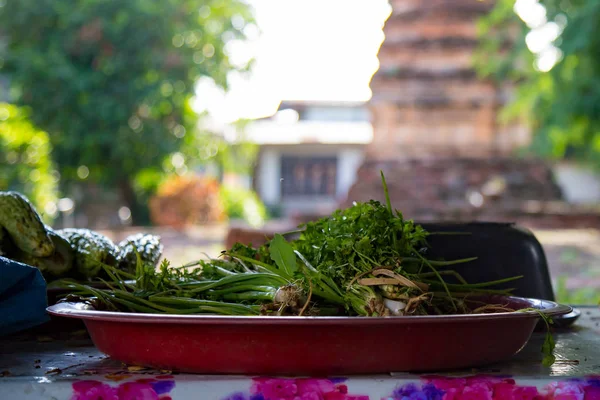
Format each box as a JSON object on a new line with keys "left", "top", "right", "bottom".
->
{"left": 280, "top": 156, "right": 337, "bottom": 197}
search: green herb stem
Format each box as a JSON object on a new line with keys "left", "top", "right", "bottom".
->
{"left": 221, "top": 291, "right": 276, "bottom": 302}
{"left": 410, "top": 246, "right": 457, "bottom": 311}
{"left": 207, "top": 285, "right": 278, "bottom": 296}
{"left": 402, "top": 257, "right": 478, "bottom": 267}
{"left": 422, "top": 275, "right": 523, "bottom": 289}
{"left": 149, "top": 296, "right": 260, "bottom": 315}
{"left": 188, "top": 273, "right": 287, "bottom": 294}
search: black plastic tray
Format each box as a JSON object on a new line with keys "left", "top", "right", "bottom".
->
{"left": 419, "top": 222, "right": 554, "bottom": 301}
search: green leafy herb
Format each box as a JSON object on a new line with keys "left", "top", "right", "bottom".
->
{"left": 519, "top": 307, "right": 556, "bottom": 366}
{"left": 269, "top": 233, "right": 297, "bottom": 278}
{"left": 542, "top": 331, "right": 557, "bottom": 367}
{"left": 380, "top": 170, "right": 393, "bottom": 216}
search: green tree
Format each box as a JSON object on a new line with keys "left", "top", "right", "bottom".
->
{"left": 0, "top": 0, "right": 252, "bottom": 223}
{"left": 0, "top": 103, "right": 59, "bottom": 222}
{"left": 187, "top": 119, "right": 259, "bottom": 178}
{"left": 475, "top": 0, "right": 600, "bottom": 166}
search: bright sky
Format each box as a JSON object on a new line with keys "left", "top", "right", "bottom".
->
{"left": 192, "top": 0, "right": 392, "bottom": 124}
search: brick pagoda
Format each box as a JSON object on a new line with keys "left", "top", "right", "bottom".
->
{"left": 343, "top": 0, "right": 569, "bottom": 222}
{"left": 368, "top": 0, "right": 528, "bottom": 158}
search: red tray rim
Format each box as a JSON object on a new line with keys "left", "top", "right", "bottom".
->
{"left": 46, "top": 296, "right": 572, "bottom": 326}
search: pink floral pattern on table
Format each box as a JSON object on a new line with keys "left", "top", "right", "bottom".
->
{"left": 71, "top": 376, "right": 175, "bottom": 400}
{"left": 384, "top": 375, "right": 600, "bottom": 400}
{"left": 222, "top": 377, "right": 369, "bottom": 400}
{"left": 69, "top": 374, "right": 600, "bottom": 400}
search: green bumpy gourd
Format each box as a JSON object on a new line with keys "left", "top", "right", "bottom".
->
{"left": 118, "top": 233, "right": 163, "bottom": 272}
{"left": 0, "top": 191, "right": 54, "bottom": 257}
{"left": 57, "top": 228, "right": 120, "bottom": 278}
{"left": 13, "top": 229, "right": 75, "bottom": 277}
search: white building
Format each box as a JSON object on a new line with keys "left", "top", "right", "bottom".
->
{"left": 227, "top": 100, "right": 372, "bottom": 218}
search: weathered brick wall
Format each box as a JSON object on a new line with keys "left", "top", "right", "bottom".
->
{"left": 368, "top": 0, "right": 523, "bottom": 158}
{"left": 342, "top": 158, "right": 562, "bottom": 212}
{"left": 340, "top": 157, "right": 600, "bottom": 226}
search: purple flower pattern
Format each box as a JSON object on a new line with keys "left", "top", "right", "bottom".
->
{"left": 384, "top": 375, "right": 600, "bottom": 400}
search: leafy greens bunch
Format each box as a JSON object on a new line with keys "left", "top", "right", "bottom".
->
{"left": 59, "top": 172, "right": 521, "bottom": 318}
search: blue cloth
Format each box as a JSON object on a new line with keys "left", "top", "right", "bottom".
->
{"left": 0, "top": 255, "right": 49, "bottom": 336}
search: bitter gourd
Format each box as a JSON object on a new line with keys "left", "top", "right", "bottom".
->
{"left": 57, "top": 228, "right": 119, "bottom": 278}
{"left": 118, "top": 233, "right": 163, "bottom": 271}
{"left": 13, "top": 229, "right": 74, "bottom": 277}
{"left": 0, "top": 191, "right": 54, "bottom": 257}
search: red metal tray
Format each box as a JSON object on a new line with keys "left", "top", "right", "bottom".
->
{"left": 47, "top": 296, "right": 571, "bottom": 375}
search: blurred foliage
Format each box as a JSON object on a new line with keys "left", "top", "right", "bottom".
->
{"left": 0, "top": 103, "right": 58, "bottom": 222}
{"left": 149, "top": 174, "right": 224, "bottom": 228}
{"left": 147, "top": 173, "right": 267, "bottom": 229}
{"left": 219, "top": 185, "right": 267, "bottom": 228}
{"left": 555, "top": 276, "right": 600, "bottom": 305}
{"left": 475, "top": 0, "right": 600, "bottom": 166}
{"left": 177, "top": 119, "right": 259, "bottom": 178}
{"left": 0, "top": 0, "right": 253, "bottom": 223}
{"left": 214, "top": 119, "right": 259, "bottom": 176}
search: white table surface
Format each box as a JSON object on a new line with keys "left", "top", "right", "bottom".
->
{"left": 0, "top": 306, "right": 598, "bottom": 399}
